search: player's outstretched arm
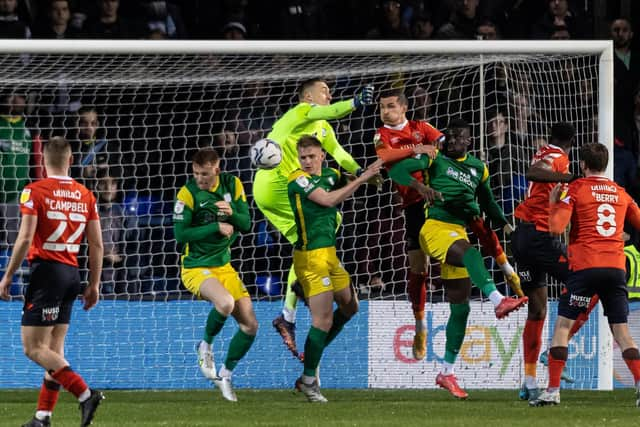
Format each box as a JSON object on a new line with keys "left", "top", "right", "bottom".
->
{"left": 308, "top": 160, "right": 383, "bottom": 207}
{"left": 526, "top": 161, "right": 574, "bottom": 183}
{"left": 321, "top": 125, "right": 361, "bottom": 175}
{"left": 305, "top": 85, "right": 374, "bottom": 121}
{"left": 0, "top": 214, "right": 37, "bottom": 300}
{"left": 388, "top": 156, "right": 430, "bottom": 186}
{"left": 84, "top": 218, "right": 104, "bottom": 310}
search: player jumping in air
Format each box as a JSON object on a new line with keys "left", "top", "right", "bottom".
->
{"left": 389, "top": 118, "right": 528, "bottom": 399}
{"left": 253, "top": 78, "right": 376, "bottom": 358}
{"left": 374, "top": 88, "right": 523, "bottom": 360}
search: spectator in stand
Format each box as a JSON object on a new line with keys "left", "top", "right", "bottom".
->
{"left": 33, "top": 0, "right": 79, "bottom": 39}
{"left": 82, "top": 0, "right": 137, "bottom": 38}
{"left": 634, "top": 84, "right": 640, "bottom": 157}
{"left": 532, "top": 0, "right": 586, "bottom": 39}
{"left": 476, "top": 17, "right": 499, "bottom": 39}
{"left": 135, "top": 0, "right": 187, "bottom": 39}
{"left": 411, "top": 86, "right": 435, "bottom": 122}
{"left": 511, "top": 93, "right": 541, "bottom": 152}
{"left": 436, "top": 0, "right": 481, "bottom": 39}
{"left": 0, "top": 0, "right": 31, "bottom": 38}
{"left": 611, "top": 18, "right": 640, "bottom": 155}
{"left": 366, "top": 0, "right": 411, "bottom": 39}
{"left": 614, "top": 137, "right": 637, "bottom": 192}
{"left": 550, "top": 25, "right": 571, "bottom": 39}
{"left": 69, "top": 106, "right": 120, "bottom": 189}
{"left": 0, "top": 90, "right": 32, "bottom": 251}
{"left": 221, "top": 21, "right": 247, "bottom": 40}
{"left": 410, "top": 10, "right": 434, "bottom": 40}
{"left": 485, "top": 108, "right": 527, "bottom": 216}
{"left": 96, "top": 170, "right": 126, "bottom": 295}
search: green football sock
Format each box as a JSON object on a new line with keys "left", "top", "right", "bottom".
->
{"left": 224, "top": 329, "right": 256, "bottom": 371}
{"left": 203, "top": 309, "right": 227, "bottom": 345}
{"left": 303, "top": 327, "right": 328, "bottom": 377}
{"left": 444, "top": 303, "right": 470, "bottom": 364}
{"left": 462, "top": 247, "right": 497, "bottom": 297}
{"left": 325, "top": 309, "right": 351, "bottom": 348}
{"left": 284, "top": 265, "right": 298, "bottom": 313}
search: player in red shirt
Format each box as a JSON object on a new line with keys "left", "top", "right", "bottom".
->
{"left": 0, "top": 137, "right": 105, "bottom": 427}
{"left": 531, "top": 142, "right": 640, "bottom": 407}
{"left": 511, "top": 122, "right": 588, "bottom": 401}
{"left": 375, "top": 88, "right": 522, "bottom": 361}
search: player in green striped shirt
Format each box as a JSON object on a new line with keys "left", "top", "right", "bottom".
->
{"left": 288, "top": 135, "right": 382, "bottom": 402}
{"left": 253, "top": 78, "right": 375, "bottom": 357}
{"left": 174, "top": 148, "right": 256, "bottom": 402}
{"left": 389, "top": 118, "right": 528, "bottom": 399}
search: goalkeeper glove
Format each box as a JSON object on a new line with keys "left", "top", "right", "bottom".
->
{"left": 353, "top": 85, "right": 374, "bottom": 109}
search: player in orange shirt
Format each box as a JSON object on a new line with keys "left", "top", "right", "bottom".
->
{"left": 511, "top": 122, "right": 582, "bottom": 401}
{"left": 0, "top": 137, "right": 105, "bottom": 427}
{"left": 375, "top": 88, "right": 522, "bottom": 360}
{"left": 530, "top": 142, "right": 640, "bottom": 407}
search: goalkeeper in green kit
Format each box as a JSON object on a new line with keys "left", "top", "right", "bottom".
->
{"left": 253, "top": 78, "right": 374, "bottom": 358}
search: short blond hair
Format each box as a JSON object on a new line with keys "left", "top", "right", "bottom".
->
{"left": 44, "top": 136, "right": 72, "bottom": 169}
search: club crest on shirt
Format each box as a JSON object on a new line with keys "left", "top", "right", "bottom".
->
{"left": 224, "top": 193, "right": 232, "bottom": 202}
{"left": 174, "top": 200, "right": 185, "bottom": 214}
{"left": 413, "top": 131, "right": 422, "bottom": 142}
{"left": 20, "top": 188, "right": 31, "bottom": 204}
{"left": 373, "top": 133, "right": 382, "bottom": 147}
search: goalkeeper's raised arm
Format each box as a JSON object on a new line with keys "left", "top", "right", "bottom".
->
{"left": 267, "top": 78, "right": 374, "bottom": 177}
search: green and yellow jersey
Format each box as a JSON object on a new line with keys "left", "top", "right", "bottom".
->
{"left": 389, "top": 152, "right": 507, "bottom": 227}
{"left": 268, "top": 101, "right": 361, "bottom": 177}
{"left": 0, "top": 115, "right": 32, "bottom": 203}
{"left": 173, "top": 173, "right": 250, "bottom": 268}
{"left": 288, "top": 167, "right": 345, "bottom": 251}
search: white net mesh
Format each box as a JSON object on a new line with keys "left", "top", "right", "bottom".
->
{"left": 0, "top": 48, "right": 605, "bottom": 389}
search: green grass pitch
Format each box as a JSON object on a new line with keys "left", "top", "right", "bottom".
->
{"left": 1, "top": 389, "right": 638, "bottom": 426}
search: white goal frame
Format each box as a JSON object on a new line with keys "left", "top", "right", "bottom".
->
{"left": 0, "top": 39, "right": 614, "bottom": 390}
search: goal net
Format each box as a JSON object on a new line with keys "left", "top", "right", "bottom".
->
{"left": 0, "top": 40, "right": 614, "bottom": 390}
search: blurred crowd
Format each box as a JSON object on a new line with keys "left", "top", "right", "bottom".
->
{"left": 0, "top": 0, "right": 638, "bottom": 41}
{"left": 1, "top": 0, "right": 640, "bottom": 300}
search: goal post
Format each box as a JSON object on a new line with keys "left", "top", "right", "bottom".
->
{"left": 0, "top": 40, "right": 615, "bottom": 390}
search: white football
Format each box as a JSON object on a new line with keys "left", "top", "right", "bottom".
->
{"left": 250, "top": 138, "right": 282, "bottom": 169}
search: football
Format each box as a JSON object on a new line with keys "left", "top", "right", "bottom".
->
{"left": 250, "top": 138, "right": 282, "bottom": 169}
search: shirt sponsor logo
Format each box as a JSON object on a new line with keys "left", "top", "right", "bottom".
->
{"left": 53, "top": 189, "right": 82, "bottom": 200}
{"left": 446, "top": 167, "right": 473, "bottom": 187}
{"left": 41, "top": 306, "right": 60, "bottom": 322}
